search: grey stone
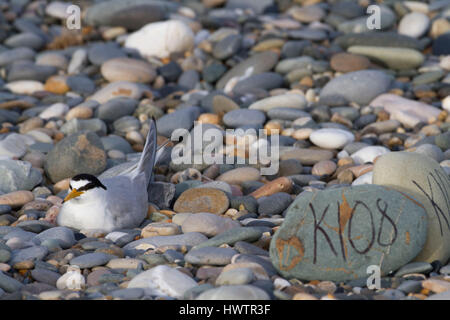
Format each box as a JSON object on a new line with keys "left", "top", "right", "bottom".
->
{"left": 33, "top": 227, "right": 76, "bottom": 250}
{"left": 123, "top": 232, "right": 208, "bottom": 256}
{"left": 5, "top": 32, "right": 45, "bottom": 50}
{"left": 101, "top": 135, "right": 134, "bottom": 154}
{"left": 320, "top": 70, "right": 393, "bottom": 106}
{"left": 60, "top": 118, "right": 107, "bottom": 137}
{"left": 156, "top": 106, "right": 201, "bottom": 138}
{"left": 257, "top": 192, "right": 292, "bottom": 216}
{"left": 30, "top": 268, "right": 60, "bottom": 287}
{"left": 44, "top": 131, "right": 107, "bottom": 183}
{"left": 185, "top": 247, "right": 237, "bottom": 265}
{"left": 85, "top": 0, "right": 175, "bottom": 30}
{"left": 222, "top": 109, "right": 266, "bottom": 128}
{"left": 181, "top": 212, "right": 240, "bottom": 237}
{"left": 216, "top": 51, "right": 279, "bottom": 90}
{"left": 70, "top": 252, "right": 114, "bottom": 269}
{"left": 10, "top": 246, "right": 48, "bottom": 265}
{"left": 270, "top": 184, "right": 428, "bottom": 282}
{"left": 213, "top": 34, "right": 241, "bottom": 60}
{"left": 0, "top": 160, "right": 42, "bottom": 193}
{"left": 0, "top": 47, "right": 35, "bottom": 67}
{"left": 7, "top": 62, "right": 57, "bottom": 82}
{"left": 233, "top": 72, "right": 284, "bottom": 96}
{"left": 66, "top": 76, "right": 96, "bottom": 95}
{"left": 88, "top": 43, "right": 126, "bottom": 66}
{"left": 110, "top": 288, "right": 144, "bottom": 299}
{"left": 193, "top": 227, "right": 263, "bottom": 249}
{"left": 215, "top": 268, "right": 255, "bottom": 285}
{"left": 0, "top": 271, "right": 24, "bottom": 293}
{"left": 97, "top": 97, "right": 138, "bottom": 123}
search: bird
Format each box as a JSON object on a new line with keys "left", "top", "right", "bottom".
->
{"left": 56, "top": 118, "right": 162, "bottom": 232}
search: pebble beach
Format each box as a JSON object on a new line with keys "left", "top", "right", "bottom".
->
{"left": 0, "top": 0, "right": 449, "bottom": 301}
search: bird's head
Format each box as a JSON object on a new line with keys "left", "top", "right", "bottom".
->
{"left": 63, "top": 174, "right": 107, "bottom": 203}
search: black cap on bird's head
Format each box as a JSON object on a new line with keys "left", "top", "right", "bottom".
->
{"left": 63, "top": 174, "right": 107, "bottom": 203}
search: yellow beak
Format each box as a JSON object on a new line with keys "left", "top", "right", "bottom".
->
{"left": 63, "top": 188, "right": 84, "bottom": 203}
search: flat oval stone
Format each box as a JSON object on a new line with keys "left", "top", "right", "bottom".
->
{"left": 174, "top": 188, "right": 229, "bottom": 215}
{"left": 127, "top": 265, "right": 197, "bottom": 299}
{"left": 270, "top": 184, "right": 427, "bottom": 282}
{"left": 351, "top": 146, "right": 390, "bottom": 165}
{"left": 193, "top": 227, "right": 263, "bottom": 249}
{"left": 44, "top": 131, "right": 107, "bottom": 183}
{"left": 181, "top": 212, "right": 240, "bottom": 237}
{"left": 101, "top": 58, "right": 156, "bottom": 83}
{"left": 398, "top": 12, "right": 430, "bottom": 38}
{"left": 85, "top": 0, "right": 171, "bottom": 30}
{"left": 88, "top": 81, "right": 144, "bottom": 104}
{"left": 185, "top": 247, "right": 238, "bottom": 265}
{"left": 309, "top": 128, "right": 355, "bottom": 149}
{"left": 216, "top": 51, "right": 279, "bottom": 90}
{"left": 373, "top": 152, "right": 450, "bottom": 263}
{"left": 196, "top": 284, "right": 269, "bottom": 300}
{"left": 348, "top": 46, "right": 424, "bottom": 70}
{"left": 125, "top": 233, "right": 207, "bottom": 254}
{"left": 216, "top": 167, "right": 261, "bottom": 186}
{"left": 70, "top": 252, "right": 113, "bottom": 269}
{"left": 125, "top": 20, "right": 194, "bottom": 59}
{"left": 249, "top": 94, "right": 307, "bottom": 112}
{"left": 222, "top": 109, "right": 266, "bottom": 128}
{"left": 320, "top": 70, "right": 393, "bottom": 106}
{"left": 280, "top": 148, "right": 334, "bottom": 165}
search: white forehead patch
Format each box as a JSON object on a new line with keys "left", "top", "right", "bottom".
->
{"left": 70, "top": 179, "right": 90, "bottom": 190}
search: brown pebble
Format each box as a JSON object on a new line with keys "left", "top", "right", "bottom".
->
{"left": 422, "top": 279, "right": 450, "bottom": 293}
{"left": 337, "top": 169, "right": 354, "bottom": 184}
{"left": 44, "top": 76, "right": 69, "bottom": 94}
{"left": 13, "top": 260, "right": 34, "bottom": 270}
{"left": 198, "top": 113, "right": 220, "bottom": 125}
{"left": 0, "top": 191, "right": 34, "bottom": 208}
{"left": 330, "top": 52, "right": 370, "bottom": 73}
{"left": 216, "top": 167, "right": 261, "bottom": 186}
{"left": 65, "top": 106, "right": 93, "bottom": 121}
{"left": 337, "top": 157, "right": 354, "bottom": 167}
{"left": 174, "top": 188, "right": 229, "bottom": 215}
{"left": 312, "top": 160, "right": 337, "bottom": 176}
{"left": 250, "top": 177, "right": 293, "bottom": 199}
{"left": 292, "top": 293, "right": 318, "bottom": 300}
{"left": 141, "top": 222, "right": 181, "bottom": 238}
{"left": 348, "top": 164, "right": 373, "bottom": 178}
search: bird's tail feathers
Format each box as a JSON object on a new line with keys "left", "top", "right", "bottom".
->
{"left": 136, "top": 118, "right": 158, "bottom": 182}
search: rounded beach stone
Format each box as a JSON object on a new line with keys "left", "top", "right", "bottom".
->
{"left": 125, "top": 20, "right": 194, "bottom": 59}
{"left": 347, "top": 46, "right": 424, "bottom": 70}
{"left": 216, "top": 167, "right": 261, "bottom": 186}
{"left": 248, "top": 93, "right": 307, "bottom": 112}
{"left": 44, "top": 131, "right": 107, "bottom": 183}
{"left": 174, "top": 188, "right": 229, "bottom": 215}
{"left": 127, "top": 265, "right": 198, "bottom": 299}
{"left": 181, "top": 212, "right": 240, "bottom": 237}
{"left": 222, "top": 109, "right": 266, "bottom": 128}
{"left": 101, "top": 58, "right": 157, "bottom": 83}
{"left": 216, "top": 51, "right": 279, "bottom": 90}
{"left": 373, "top": 152, "right": 450, "bottom": 263}
{"left": 319, "top": 70, "right": 393, "bottom": 106}
{"left": 309, "top": 128, "right": 355, "bottom": 149}
{"left": 398, "top": 12, "right": 430, "bottom": 38}
{"left": 270, "top": 184, "right": 427, "bottom": 282}
{"left": 330, "top": 53, "right": 370, "bottom": 73}
{"left": 196, "top": 284, "right": 269, "bottom": 300}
